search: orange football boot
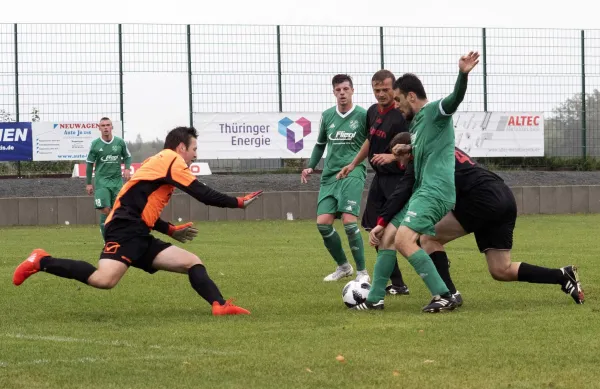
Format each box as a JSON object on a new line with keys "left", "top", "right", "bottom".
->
{"left": 212, "top": 299, "right": 251, "bottom": 316}
{"left": 13, "top": 249, "right": 50, "bottom": 286}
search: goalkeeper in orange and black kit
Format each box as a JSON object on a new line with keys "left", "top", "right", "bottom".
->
{"left": 13, "top": 126, "right": 263, "bottom": 316}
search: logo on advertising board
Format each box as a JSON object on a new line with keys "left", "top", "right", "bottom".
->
{"left": 278, "top": 117, "right": 311, "bottom": 153}
{"left": 0, "top": 122, "right": 33, "bottom": 161}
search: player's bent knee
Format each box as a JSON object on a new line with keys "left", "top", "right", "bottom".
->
{"left": 419, "top": 234, "right": 443, "bottom": 253}
{"left": 486, "top": 250, "right": 515, "bottom": 281}
{"left": 394, "top": 227, "right": 419, "bottom": 256}
{"left": 489, "top": 267, "right": 512, "bottom": 282}
{"left": 186, "top": 254, "right": 203, "bottom": 268}
{"left": 341, "top": 214, "right": 357, "bottom": 224}
{"left": 487, "top": 261, "right": 513, "bottom": 281}
{"left": 316, "top": 214, "right": 335, "bottom": 225}
{"left": 88, "top": 274, "right": 120, "bottom": 289}
{"left": 101, "top": 207, "right": 111, "bottom": 215}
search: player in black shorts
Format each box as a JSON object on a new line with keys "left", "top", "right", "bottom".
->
{"left": 370, "top": 133, "right": 585, "bottom": 306}
{"left": 337, "top": 69, "right": 410, "bottom": 295}
{"left": 13, "top": 127, "right": 264, "bottom": 315}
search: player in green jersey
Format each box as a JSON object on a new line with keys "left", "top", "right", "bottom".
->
{"left": 354, "top": 51, "right": 480, "bottom": 312}
{"left": 301, "top": 74, "right": 370, "bottom": 282}
{"left": 86, "top": 117, "right": 132, "bottom": 241}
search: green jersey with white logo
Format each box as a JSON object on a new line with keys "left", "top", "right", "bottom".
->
{"left": 315, "top": 105, "right": 368, "bottom": 185}
{"left": 409, "top": 99, "right": 456, "bottom": 202}
{"left": 86, "top": 136, "right": 131, "bottom": 188}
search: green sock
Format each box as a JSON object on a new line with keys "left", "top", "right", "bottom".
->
{"left": 367, "top": 249, "right": 396, "bottom": 303}
{"left": 344, "top": 223, "right": 365, "bottom": 271}
{"left": 317, "top": 224, "right": 348, "bottom": 266}
{"left": 99, "top": 213, "right": 107, "bottom": 241}
{"left": 407, "top": 249, "right": 449, "bottom": 296}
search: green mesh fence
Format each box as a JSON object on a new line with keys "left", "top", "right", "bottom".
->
{"left": 1, "top": 23, "right": 599, "bottom": 176}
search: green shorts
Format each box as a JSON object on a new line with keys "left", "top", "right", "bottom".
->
{"left": 390, "top": 204, "right": 409, "bottom": 228}
{"left": 399, "top": 193, "right": 454, "bottom": 236}
{"left": 317, "top": 177, "right": 365, "bottom": 217}
{"left": 94, "top": 186, "right": 121, "bottom": 210}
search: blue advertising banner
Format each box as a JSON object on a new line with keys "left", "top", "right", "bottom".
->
{"left": 0, "top": 122, "right": 33, "bottom": 161}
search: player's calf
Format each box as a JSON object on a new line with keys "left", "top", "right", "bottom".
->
{"left": 14, "top": 249, "right": 102, "bottom": 287}
{"left": 486, "top": 250, "right": 584, "bottom": 304}
{"left": 317, "top": 223, "right": 352, "bottom": 280}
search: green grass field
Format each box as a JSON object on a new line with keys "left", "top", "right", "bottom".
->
{"left": 0, "top": 215, "right": 598, "bottom": 389}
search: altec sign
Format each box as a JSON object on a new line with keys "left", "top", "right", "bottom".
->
{"left": 507, "top": 115, "right": 541, "bottom": 126}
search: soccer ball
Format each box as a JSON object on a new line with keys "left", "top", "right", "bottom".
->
{"left": 342, "top": 280, "right": 371, "bottom": 308}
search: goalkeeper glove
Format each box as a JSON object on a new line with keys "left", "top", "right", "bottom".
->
{"left": 168, "top": 222, "right": 199, "bottom": 243}
{"left": 237, "top": 190, "right": 263, "bottom": 208}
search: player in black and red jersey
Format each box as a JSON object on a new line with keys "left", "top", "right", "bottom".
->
{"left": 13, "top": 126, "right": 263, "bottom": 316}
{"left": 336, "top": 69, "right": 411, "bottom": 293}
{"left": 361, "top": 133, "right": 584, "bottom": 312}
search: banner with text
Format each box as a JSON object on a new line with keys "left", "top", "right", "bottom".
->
{"left": 194, "top": 112, "right": 544, "bottom": 159}
{"left": 193, "top": 113, "right": 324, "bottom": 159}
{"left": 32, "top": 121, "right": 123, "bottom": 161}
{"left": 0, "top": 122, "right": 33, "bottom": 161}
{"left": 454, "top": 112, "right": 544, "bottom": 157}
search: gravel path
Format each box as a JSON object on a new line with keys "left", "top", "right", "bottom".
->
{"left": 1, "top": 171, "right": 600, "bottom": 198}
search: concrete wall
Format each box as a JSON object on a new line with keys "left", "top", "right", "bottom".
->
{"left": 1, "top": 186, "right": 600, "bottom": 227}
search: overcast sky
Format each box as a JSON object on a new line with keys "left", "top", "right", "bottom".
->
{"left": 2, "top": 0, "right": 598, "bottom": 29}
{"left": 1, "top": 0, "right": 597, "bottom": 143}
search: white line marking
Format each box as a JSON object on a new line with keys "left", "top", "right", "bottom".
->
{"left": 2, "top": 333, "right": 239, "bottom": 356}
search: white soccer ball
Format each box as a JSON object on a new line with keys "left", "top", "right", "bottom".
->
{"left": 342, "top": 280, "right": 371, "bottom": 308}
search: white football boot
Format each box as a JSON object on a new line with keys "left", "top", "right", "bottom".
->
{"left": 323, "top": 263, "right": 353, "bottom": 281}
{"left": 355, "top": 269, "right": 370, "bottom": 283}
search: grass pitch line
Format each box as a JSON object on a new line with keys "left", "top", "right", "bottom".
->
{"left": 0, "top": 355, "right": 176, "bottom": 368}
{"left": 2, "top": 333, "right": 241, "bottom": 356}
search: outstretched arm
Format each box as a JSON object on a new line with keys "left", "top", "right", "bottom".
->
{"left": 440, "top": 51, "right": 479, "bottom": 116}
{"left": 166, "top": 158, "right": 260, "bottom": 209}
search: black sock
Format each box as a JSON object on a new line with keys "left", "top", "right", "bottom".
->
{"left": 517, "top": 263, "right": 564, "bottom": 284}
{"left": 430, "top": 251, "right": 457, "bottom": 294}
{"left": 188, "top": 264, "right": 226, "bottom": 306}
{"left": 389, "top": 260, "right": 406, "bottom": 287}
{"left": 39, "top": 256, "right": 96, "bottom": 285}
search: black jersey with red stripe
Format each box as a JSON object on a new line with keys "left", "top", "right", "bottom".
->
{"left": 453, "top": 148, "right": 503, "bottom": 195}
{"left": 366, "top": 103, "right": 409, "bottom": 175}
{"left": 378, "top": 147, "right": 504, "bottom": 225}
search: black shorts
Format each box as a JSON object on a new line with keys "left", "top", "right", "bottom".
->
{"left": 101, "top": 218, "right": 172, "bottom": 274}
{"left": 453, "top": 181, "right": 517, "bottom": 253}
{"left": 361, "top": 174, "right": 403, "bottom": 231}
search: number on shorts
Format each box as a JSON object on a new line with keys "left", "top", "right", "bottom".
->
{"left": 95, "top": 198, "right": 102, "bottom": 207}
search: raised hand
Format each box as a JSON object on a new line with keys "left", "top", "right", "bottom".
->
{"left": 459, "top": 51, "right": 480, "bottom": 74}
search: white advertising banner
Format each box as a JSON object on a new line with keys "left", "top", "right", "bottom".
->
{"left": 193, "top": 113, "right": 324, "bottom": 159}
{"left": 454, "top": 112, "right": 544, "bottom": 157}
{"left": 32, "top": 121, "right": 123, "bottom": 161}
{"left": 194, "top": 112, "right": 544, "bottom": 159}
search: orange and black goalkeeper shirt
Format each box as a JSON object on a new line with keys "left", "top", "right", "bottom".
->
{"left": 105, "top": 149, "right": 239, "bottom": 232}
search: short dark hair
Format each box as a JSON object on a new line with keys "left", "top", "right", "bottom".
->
{"left": 99, "top": 117, "right": 111, "bottom": 122}
{"left": 164, "top": 126, "right": 198, "bottom": 150}
{"left": 394, "top": 73, "right": 427, "bottom": 100}
{"left": 371, "top": 69, "right": 395, "bottom": 85}
{"left": 389, "top": 132, "right": 412, "bottom": 149}
{"left": 332, "top": 74, "right": 353, "bottom": 88}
